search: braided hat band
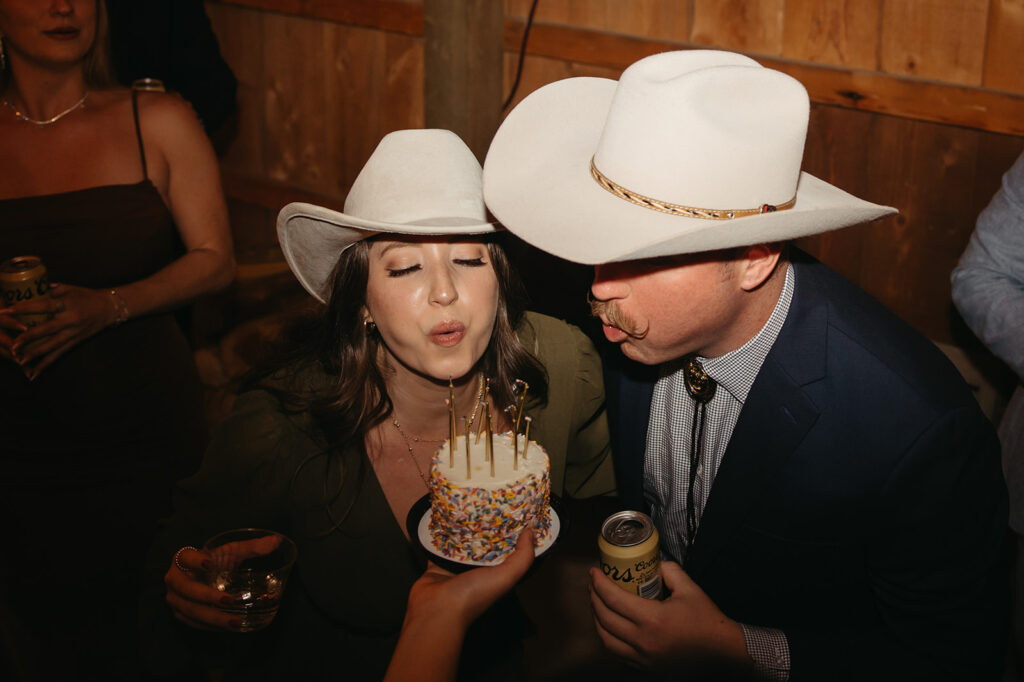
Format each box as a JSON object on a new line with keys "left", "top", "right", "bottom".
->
{"left": 590, "top": 158, "right": 796, "bottom": 221}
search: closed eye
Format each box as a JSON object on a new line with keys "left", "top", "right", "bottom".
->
{"left": 454, "top": 258, "right": 486, "bottom": 267}
{"left": 387, "top": 265, "right": 421, "bottom": 277}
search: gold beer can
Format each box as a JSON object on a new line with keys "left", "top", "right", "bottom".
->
{"left": 0, "top": 255, "right": 53, "bottom": 326}
{"left": 598, "top": 510, "right": 663, "bottom": 599}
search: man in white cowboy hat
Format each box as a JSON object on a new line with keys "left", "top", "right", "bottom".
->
{"left": 483, "top": 50, "right": 1007, "bottom": 680}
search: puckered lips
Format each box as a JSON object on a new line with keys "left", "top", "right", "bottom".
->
{"left": 43, "top": 26, "right": 81, "bottom": 41}
{"left": 600, "top": 317, "right": 628, "bottom": 343}
{"left": 428, "top": 320, "right": 466, "bottom": 347}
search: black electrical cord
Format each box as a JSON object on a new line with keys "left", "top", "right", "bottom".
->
{"left": 502, "top": 0, "right": 540, "bottom": 111}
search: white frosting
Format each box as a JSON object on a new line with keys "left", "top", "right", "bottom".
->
{"left": 434, "top": 431, "right": 548, "bottom": 489}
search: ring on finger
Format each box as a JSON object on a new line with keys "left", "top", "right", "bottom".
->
{"left": 54, "top": 300, "right": 66, "bottom": 313}
{"left": 174, "top": 546, "right": 199, "bottom": 573}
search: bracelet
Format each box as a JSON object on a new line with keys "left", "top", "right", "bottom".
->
{"left": 108, "top": 288, "right": 129, "bottom": 326}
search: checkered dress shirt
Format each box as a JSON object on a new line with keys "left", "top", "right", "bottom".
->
{"left": 644, "top": 263, "right": 795, "bottom": 680}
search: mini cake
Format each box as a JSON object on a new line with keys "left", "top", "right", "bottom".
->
{"left": 428, "top": 432, "right": 551, "bottom": 563}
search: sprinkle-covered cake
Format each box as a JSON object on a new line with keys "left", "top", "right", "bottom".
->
{"left": 428, "top": 432, "right": 551, "bottom": 563}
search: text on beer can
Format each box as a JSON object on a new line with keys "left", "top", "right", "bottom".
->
{"left": 598, "top": 510, "right": 662, "bottom": 599}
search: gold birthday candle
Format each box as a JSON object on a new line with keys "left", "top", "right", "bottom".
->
{"left": 463, "top": 417, "right": 471, "bottom": 479}
{"left": 522, "top": 416, "right": 532, "bottom": 460}
{"left": 505, "top": 405, "right": 518, "bottom": 471}
{"left": 486, "top": 404, "right": 495, "bottom": 477}
{"left": 475, "top": 400, "right": 486, "bottom": 445}
{"left": 448, "top": 379, "right": 456, "bottom": 468}
{"left": 514, "top": 380, "right": 529, "bottom": 433}
{"left": 446, "top": 398, "right": 455, "bottom": 468}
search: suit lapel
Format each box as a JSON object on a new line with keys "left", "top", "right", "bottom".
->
{"left": 684, "top": 357, "right": 819, "bottom": 577}
{"left": 684, "top": 256, "right": 827, "bottom": 579}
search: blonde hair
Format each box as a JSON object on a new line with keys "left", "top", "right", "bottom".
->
{"left": 83, "top": 0, "right": 115, "bottom": 88}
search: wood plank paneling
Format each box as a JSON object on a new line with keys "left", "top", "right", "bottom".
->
{"left": 506, "top": 0, "right": 691, "bottom": 41}
{"left": 504, "top": 21, "right": 658, "bottom": 70}
{"left": 208, "top": 10, "right": 426, "bottom": 200}
{"left": 223, "top": 172, "right": 346, "bottom": 214}
{"left": 788, "top": 61, "right": 1024, "bottom": 136}
{"left": 608, "top": 0, "right": 692, "bottom": 41}
{"left": 382, "top": 32, "right": 425, "bottom": 144}
{"left": 505, "top": 0, "right": 533, "bottom": 18}
{"left": 880, "top": 0, "right": 990, "bottom": 85}
{"left": 502, "top": 53, "right": 621, "bottom": 112}
{"left": 323, "top": 25, "right": 384, "bottom": 196}
{"left": 796, "top": 105, "right": 879, "bottom": 285}
{"left": 799, "top": 104, "right": 1024, "bottom": 343}
{"left": 216, "top": 0, "right": 424, "bottom": 35}
{"left": 691, "top": 0, "right": 785, "bottom": 55}
{"left": 424, "top": 0, "right": 503, "bottom": 161}
{"left": 208, "top": 0, "right": 1024, "bottom": 135}
{"left": 782, "top": 0, "right": 880, "bottom": 69}
{"left": 984, "top": 0, "right": 1024, "bottom": 93}
{"left": 857, "top": 116, "right": 983, "bottom": 340}
{"left": 262, "top": 12, "right": 328, "bottom": 191}
{"left": 505, "top": 19, "right": 1024, "bottom": 136}
{"left": 531, "top": 0, "right": 607, "bottom": 29}
{"left": 206, "top": 3, "right": 265, "bottom": 176}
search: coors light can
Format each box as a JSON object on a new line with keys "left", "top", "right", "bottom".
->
{"left": 598, "top": 510, "right": 663, "bottom": 599}
{"left": 0, "top": 255, "right": 52, "bottom": 326}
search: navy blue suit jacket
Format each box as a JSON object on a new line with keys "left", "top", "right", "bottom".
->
{"left": 604, "top": 250, "right": 1008, "bottom": 680}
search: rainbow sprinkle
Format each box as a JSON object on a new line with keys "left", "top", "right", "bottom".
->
{"left": 428, "top": 432, "right": 551, "bottom": 562}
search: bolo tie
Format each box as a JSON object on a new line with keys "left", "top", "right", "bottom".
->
{"left": 682, "top": 355, "right": 717, "bottom": 550}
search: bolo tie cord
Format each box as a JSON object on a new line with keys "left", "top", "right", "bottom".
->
{"left": 682, "top": 356, "right": 716, "bottom": 550}
{"left": 685, "top": 399, "right": 707, "bottom": 547}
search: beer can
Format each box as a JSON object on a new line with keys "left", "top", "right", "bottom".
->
{"left": 0, "top": 255, "right": 53, "bottom": 327}
{"left": 598, "top": 510, "right": 662, "bottom": 599}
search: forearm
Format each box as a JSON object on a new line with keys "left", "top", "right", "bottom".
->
{"left": 952, "top": 267, "right": 1024, "bottom": 379}
{"left": 952, "top": 237, "right": 1024, "bottom": 379}
{"left": 384, "top": 612, "right": 465, "bottom": 682}
{"left": 951, "top": 151, "right": 1024, "bottom": 379}
{"left": 107, "top": 246, "right": 235, "bottom": 320}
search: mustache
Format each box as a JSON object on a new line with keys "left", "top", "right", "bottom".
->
{"left": 589, "top": 295, "right": 648, "bottom": 339}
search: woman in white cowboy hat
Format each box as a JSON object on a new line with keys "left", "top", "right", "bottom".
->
{"left": 146, "top": 129, "right": 616, "bottom": 681}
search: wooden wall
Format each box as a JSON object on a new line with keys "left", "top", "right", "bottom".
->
{"left": 203, "top": 0, "right": 1024, "bottom": 396}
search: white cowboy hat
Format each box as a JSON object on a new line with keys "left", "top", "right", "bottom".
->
{"left": 278, "top": 128, "right": 498, "bottom": 302}
{"left": 483, "top": 50, "right": 896, "bottom": 265}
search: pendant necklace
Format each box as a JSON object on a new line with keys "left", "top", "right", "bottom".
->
{"left": 3, "top": 92, "right": 88, "bottom": 126}
{"left": 390, "top": 374, "right": 487, "bottom": 487}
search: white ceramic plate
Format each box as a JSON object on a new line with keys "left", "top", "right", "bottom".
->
{"left": 417, "top": 507, "right": 561, "bottom": 567}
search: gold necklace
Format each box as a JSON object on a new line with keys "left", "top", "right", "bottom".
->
{"left": 3, "top": 92, "right": 88, "bottom": 126}
{"left": 390, "top": 375, "right": 487, "bottom": 486}
{"left": 390, "top": 422, "right": 431, "bottom": 488}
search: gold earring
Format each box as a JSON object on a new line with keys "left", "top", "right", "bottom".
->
{"left": 364, "top": 319, "right": 376, "bottom": 333}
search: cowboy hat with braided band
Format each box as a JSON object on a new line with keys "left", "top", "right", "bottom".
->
{"left": 482, "top": 50, "right": 896, "bottom": 265}
{"left": 277, "top": 129, "right": 498, "bottom": 303}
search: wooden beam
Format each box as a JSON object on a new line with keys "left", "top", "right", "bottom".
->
{"left": 423, "top": 0, "right": 504, "bottom": 162}
{"left": 207, "top": 1, "right": 1024, "bottom": 136}
{"left": 222, "top": 172, "right": 346, "bottom": 213}
{"left": 212, "top": 0, "right": 423, "bottom": 35}
{"left": 503, "top": 19, "right": 1024, "bottom": 137}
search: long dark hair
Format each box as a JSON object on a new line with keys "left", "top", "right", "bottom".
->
{"left": 254, "top": 235, "right": 548, "bottom": 532}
